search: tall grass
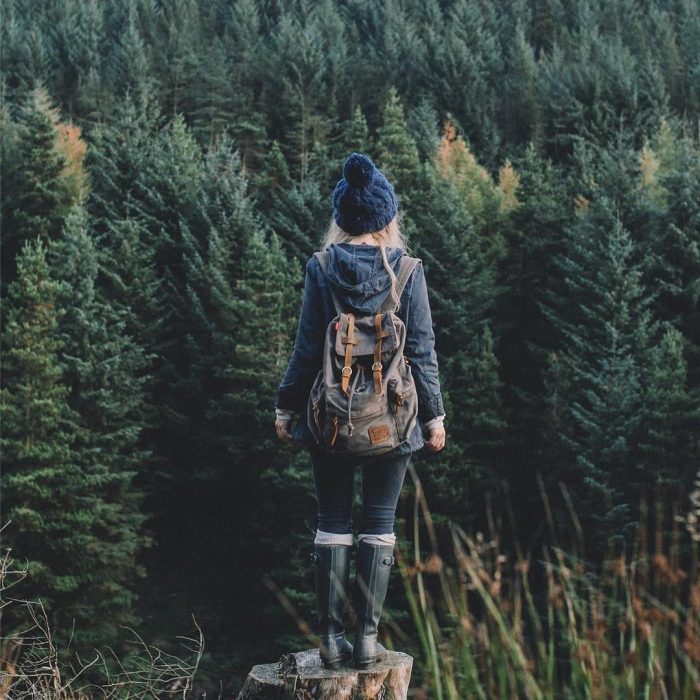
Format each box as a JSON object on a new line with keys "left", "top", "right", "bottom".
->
{"left": 396, "top": 466, "right": 700, "bottom": 699}
{"left": 0, "top": 537, "right": 204, "bottom": 699}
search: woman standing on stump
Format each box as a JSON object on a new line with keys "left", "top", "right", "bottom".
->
{"left": 274, "top": 152, "right": 446, "bottom": 670}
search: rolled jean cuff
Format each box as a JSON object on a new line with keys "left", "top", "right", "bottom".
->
{"left": 314, "top": 529, "right": 354, "bottom": 546}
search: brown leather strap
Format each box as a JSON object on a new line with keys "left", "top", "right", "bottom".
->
{"left": 373, "top": 313, "right": 389, "bottom": 394}
{"left": 341, "top": 313, "right": 356, "bottom": 396}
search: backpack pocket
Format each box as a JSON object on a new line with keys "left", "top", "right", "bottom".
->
{"left": 323, "top": 404, "right": 400, "bottom": 456}
{"left": 388, "top": 375, "right": 419, "bottom": 442}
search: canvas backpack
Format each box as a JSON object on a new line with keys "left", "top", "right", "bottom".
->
{"left": 307, "top": 250, "right": 421, "bottom": 457}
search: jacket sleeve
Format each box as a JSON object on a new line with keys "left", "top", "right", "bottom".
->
{"left": 275, "top": 257, "right": 325, "bottom": 414}
{"left": 403, "top": 261, "right": 445, "bottom": 424}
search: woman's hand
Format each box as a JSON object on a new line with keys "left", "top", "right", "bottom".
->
{"left": 426, "top": 425, "right": 446, "bottom": 452}
{"left": 275, "top": 417, "right": 294, "bottom": 443}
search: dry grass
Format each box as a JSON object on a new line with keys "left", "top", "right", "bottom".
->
{"left": 0, "top": 535, "right": 204, "bottom": 700}
{"left": 395, "top": 465, "right": 700, "bottom": 700}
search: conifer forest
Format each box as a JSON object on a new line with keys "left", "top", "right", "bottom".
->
{"left": 1, "top": 1, "right": 700, "bottom": 697}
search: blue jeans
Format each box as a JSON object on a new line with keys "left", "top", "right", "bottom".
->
{"left": 310, "top": 447, "right": 411, "bottom": 535}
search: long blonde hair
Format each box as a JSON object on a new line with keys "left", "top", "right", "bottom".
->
{"left": 320, "top": 210, "right": 412, "bottom": 311}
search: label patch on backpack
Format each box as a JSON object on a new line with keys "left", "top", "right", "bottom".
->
{"left": 368, "top": 424, "right": 390, "bottom": 444}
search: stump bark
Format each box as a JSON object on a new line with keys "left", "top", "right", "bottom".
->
{"left": 236, "top": 648, "right": 413, "bottom": 700}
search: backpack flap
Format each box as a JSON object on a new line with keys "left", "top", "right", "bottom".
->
{"left": 333, "top": 312, "right": 399, "bottom": 358}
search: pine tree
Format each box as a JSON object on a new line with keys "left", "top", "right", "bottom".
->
{"left": 407, "top": 97, "right": 440, "bottom": 164}
{"left": 218, "top": 0, "right": 269, "bottom": 174}
{"left": 84, "top": 89, "right": 166, "bottom": 231}
{"left": 251, "top": 139, "right": 327, "bottom": 264}
{"left": 646, "top": 129, "right": 700, "bottom": 390}
{"left": 45, "top": 207, "right": 152, "bottom": 648}
{"left": 108, "top": 1, "right": 157, "bottom": 101}
{"left": 340, "top": 104, "right": 373, "bottom": 157}
{"left": 542, "top": 200, "right": 658, "bottom": 556}
{"left": 376, "top": 86, "right": 423, "bottom": 212}
{"left": 0, "top": 87, "right": 77, "bottom": 293}
{"left": 48, "top": 0, "right": 108, "bottom": 120}
{"left": 502, "top": 21, "right": 540, "bottom": 147}
{"left": 409, "top": 157, "right": 505, "bottom": 532}
{"left": 260, "top": 0, "right": 346, "bottom": 183}
{"left": 638, "top": 326, "right": 699, "bottom": 494}
{"left": 435, "top": 0, "right": 504, "bottom": 167}
{"left": 493, "top": 142, "right": 571, "bottom": 523}
{"left": 0, "top": 237, "right": 115, "bottom": 654}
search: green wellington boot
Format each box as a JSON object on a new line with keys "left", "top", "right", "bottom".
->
{"left": 352, "top": 540, "right": 395, "bottom": 669}
{"left": 310, "top": 543, "right": 354, "bottom": 669}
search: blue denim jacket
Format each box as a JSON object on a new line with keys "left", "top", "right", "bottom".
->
{"left": 275, "top": 242, "right": 445, "bottom": 456}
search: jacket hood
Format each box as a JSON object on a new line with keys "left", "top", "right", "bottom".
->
{"left": 325, "top": 242, "right": 405, "bottom": 314}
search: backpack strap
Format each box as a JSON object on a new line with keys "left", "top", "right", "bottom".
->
{"left": 379, "top": 255, "right": 421, "bottom": 313}
{"left": 372, "top": 312, "right": 389, "bottom": 394}
{"left": 341, "top": 313, "right": 357, "bottom": 396}
{"left": 313, "top": 251, "right": 345, "bottom": 315}
{"left": 314, "top": 250, "right": 356, "bottom": 396}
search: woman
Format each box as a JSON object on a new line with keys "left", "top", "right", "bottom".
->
{"left": 274, "top": 152, "right": 446, "bottom": 670}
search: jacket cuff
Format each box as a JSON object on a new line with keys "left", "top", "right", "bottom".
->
{"left": 424, "top": 414, "right": 445, "bottom": 431}
{"left": 275, "top": 407, "right": 296, "bottom": 422}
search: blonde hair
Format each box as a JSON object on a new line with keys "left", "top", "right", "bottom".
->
{"left": 320, "top": 211, "right": 412, "bottom": 312}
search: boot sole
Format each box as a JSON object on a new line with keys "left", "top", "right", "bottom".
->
{"left": 352, "top": 652, "right": 387, "bottom": 669}
{"left": 321, "top": 651, "right": 353, "bottom": 670}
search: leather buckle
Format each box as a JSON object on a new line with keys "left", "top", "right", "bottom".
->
{"left": 341, "top": 366, "right": 352, "bottom": 376}
{"left": 372, "top": 361, "right": 382, "bottom": 371}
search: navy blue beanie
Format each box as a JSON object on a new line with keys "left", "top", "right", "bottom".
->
{"left": 332, "top": 153, "right": 398, "bottom": 235}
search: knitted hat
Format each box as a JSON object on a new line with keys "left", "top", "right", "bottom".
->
{"left": 332, "top": 152, "right": 398, "bottom": 235}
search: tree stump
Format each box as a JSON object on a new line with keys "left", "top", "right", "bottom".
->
{"left": 236, "top": 648, "right": 413, "bottom": 700}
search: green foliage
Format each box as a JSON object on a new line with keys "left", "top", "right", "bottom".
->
{"left": 1, "top": 1, "right": 699, "bottom": 692}
{"left": 542, "top": 191, "right": 659, "bottom": 553}
{"left": 377, "top": 87, "right": 424, "bottom": 211}
{"left": 0, "top": 88, "right": 77, "bottom": 294}
{"left": 0, "top": 236, "right": 140, "bottom": 652}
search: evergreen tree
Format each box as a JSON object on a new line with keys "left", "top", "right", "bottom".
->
{"left": 260, "top": 0, "right": 346, "bottom": 182}
{"left": 83, "top": 89, "right": 166, "bottom": 231}
{"left": 646, "top": 129, "right": 700, "bottom": 390}
{"left": 108, "top": 1, "right": 157, "bottom": 101}
{"left": 638, "top": 326, "right": 699, "bottom": 495}
{"left": 502, "top": 20, "right": 540, "bottom": 148}
{"left": 1, "top": 87, "right": 77, "bottom": 293}
{"left": 407, "top": 96, "right": 440, "bottom": 164}
{"left": 47, "top": 206, "right": 152, "bottom": 649}
{"left": 0, "top": 237, "right": 125, "bottom": 653}
{"left": 340, "top": 104, "right": 373, "bottom": 157}
{"left": 542, "top": 199, "right": 658, "bottom": 556}
{"left": 434, "top": 0, "right": 504, "bottom": 167}
{"left": 218, "top": 0, "right": 269, "bottom": 173}
{"left": 376, "top": 86, "right": 423, "bottom": 212}
{"left": 493, "top": 142, "right": 571, "bottom": 525}
{"left": 411, "top": 159, "right": 505, "bottom": 532}
{"left": 250, "top": 139, "right": 327, "bottom": 264}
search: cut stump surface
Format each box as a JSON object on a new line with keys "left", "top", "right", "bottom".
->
{"left": 236, "top": 648, "right": 413, "bottom": 700}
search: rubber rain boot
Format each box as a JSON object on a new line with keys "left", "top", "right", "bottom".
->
{"left": 310, "top": 543, "right": 353, "bottom": 669}
{"left": 351, "top": 540, "right": 395, "bottom": 669}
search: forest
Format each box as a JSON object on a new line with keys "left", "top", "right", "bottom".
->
{"left": 1, "top": 0, "right": 699, "bottom": 697}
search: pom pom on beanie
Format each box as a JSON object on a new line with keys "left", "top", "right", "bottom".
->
{"left": 343, "top": 152, "right": 374, "bottom": 188}
{"left": 332, "top": 152, "right": 398, "bottom": 235}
